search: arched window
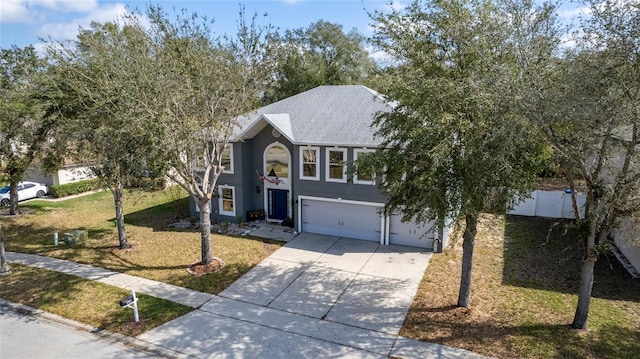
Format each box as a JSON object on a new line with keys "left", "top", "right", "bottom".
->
{"left": 265, "top": 143, "right": 289, "bottom": 178}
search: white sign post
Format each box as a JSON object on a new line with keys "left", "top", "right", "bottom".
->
{"left": 119, "top": 290, "right": 139, "bottom": 322}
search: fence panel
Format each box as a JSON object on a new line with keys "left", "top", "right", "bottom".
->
{"left": 509, "top": 190, "right": 586, "bottom": 219}
{"left": 535, "top": 190, "right": 564, "bottom": 218}
{"left": 509, "top": 192, "right": 537, "bottom": 217}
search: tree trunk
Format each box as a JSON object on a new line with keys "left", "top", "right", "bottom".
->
{"left": 572, "top": 225, "right": 597, "bottom": 329}
{"left": 9, "top": 178, "right": 19, "bottom": 216}
{"left": 112, "top": 184, "right": 130, "bottom": 249}
{"left": 0, "top": 224, "right": 10, "bottom": 276}
{"left": 199, "top": 200, "right": 213, "bottom": 265}
{"left": 457, "top": 214, "right": 478, "bottom": 308}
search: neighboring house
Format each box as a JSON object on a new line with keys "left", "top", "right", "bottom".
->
{"left": 25, "top": 163, "right": 94, "bottom": 186}
{"left": 189, "top": 85, "right": 452, "bottom": 250}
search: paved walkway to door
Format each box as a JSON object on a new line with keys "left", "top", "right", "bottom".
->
{"left": 6, "top": 234, "right": 487, "bottom": 358}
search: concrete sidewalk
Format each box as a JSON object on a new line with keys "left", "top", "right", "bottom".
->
{"left": 6, "top": 252, "right": 213, "bottom": 308}
{"left": 6, "top": 235, "right": 488, "bottom": 359}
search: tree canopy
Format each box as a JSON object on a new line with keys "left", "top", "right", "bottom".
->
{"left": 46, "top": 5, "right": 273, "bottom": 263}
{"left": 367, "top": 0, "right": 556, "bottom": 307}
{"left": 46, "top": 18, "right": 166, "bottom": 249}
{"left": 524, "top": 0, "right": 640, "bottom": 329}
{"left": 264, "top": 20, "right": 376, "bottom": 103}
{"left": 144, "top": 7, "right": 273, "bottom": 266}
{"left": 0, "top": 45, "right": 57, "bottom": 215}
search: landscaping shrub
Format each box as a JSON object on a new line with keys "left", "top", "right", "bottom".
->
{"left": 127, "top": 177, "right": 167, "bottom": 190}
{"left": 49, "top": 179, "right": 99, "bottom": 198}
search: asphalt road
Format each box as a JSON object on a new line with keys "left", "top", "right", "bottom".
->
{"left": 0, "top": 303, "right": 155, "bottom": 359}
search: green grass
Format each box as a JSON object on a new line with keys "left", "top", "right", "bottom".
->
{"left": 0, "top": 264, "right": 192, "bottom": 336}
{"left": 401, "top": 214, "right": 640, "bottom": 359}
{"left": 1, "top": 186, "right": 283, "bottom": 336}
{"left": 3, "top": 187, "right": 283, "bottom": 294}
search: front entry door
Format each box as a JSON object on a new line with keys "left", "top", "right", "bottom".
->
{"left": 268, "top": 189, "right": 288, "bottom": 221}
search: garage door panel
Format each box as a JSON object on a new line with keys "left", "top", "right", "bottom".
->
{"left": 301, "top": 199, "right": 382, "bottom": 242}
{"left": 389, "top": 216, "right": 435, "bottom": 249}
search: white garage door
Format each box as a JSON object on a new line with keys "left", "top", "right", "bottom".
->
{"left": 300, "top": 199, "right": 383, "bottom": 242}
{"left": 389, "top": 215, "right": 436, "bottom": 249}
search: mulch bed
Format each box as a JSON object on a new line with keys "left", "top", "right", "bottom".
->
{"left": 186, "top": 258, "right": 225, "bottom": 276}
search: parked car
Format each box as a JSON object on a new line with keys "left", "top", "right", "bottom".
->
{"left": 0, "top": 181, "right": 49, "bottom": 206}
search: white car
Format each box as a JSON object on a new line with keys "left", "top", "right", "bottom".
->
{"left": 0, "top": 181, "right": 49, "bottom": 206}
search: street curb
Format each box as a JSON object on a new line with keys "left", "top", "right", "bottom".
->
{"left": 0, "top": 299, "right": 193, "bottom": 359}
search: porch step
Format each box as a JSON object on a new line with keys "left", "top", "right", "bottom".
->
{"left": 250, "top": 225, "right": 297, "bottom": 242}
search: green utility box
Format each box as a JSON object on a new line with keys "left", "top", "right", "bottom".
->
{"left": 63, "top": 230, "right": 88, "bottom": 245}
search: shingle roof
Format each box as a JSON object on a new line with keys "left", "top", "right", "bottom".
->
{"left": 237, "top": 85, "right": 393, "bottom": 147}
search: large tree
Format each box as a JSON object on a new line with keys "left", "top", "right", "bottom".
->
{"left": 528, "top": 0, "right": 640, "bottom": 329}
{"left": 145, "top": 7, "right": 273, "bottom": 267}
{"left": 368, "top": 0, "right": 556, "bottom": 307}
{"left": 46, "top": 20, "right": 165, "bottom": 249}
{"left": 47, "top": 5, "right": 272, "bottom": 265}
{"left": 264, "top": 20, "right": 376, "bottom": 103}
{"left": 0, "top": 45, "right": 55, "bottom": 215}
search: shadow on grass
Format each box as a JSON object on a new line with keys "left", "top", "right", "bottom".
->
{"left": 3, "top": 221, "right": 112, "bottom": 255}
{"left": 122, "top": 197, "right": 190, "bottom": 231}
{"left": 171, "top": 262, "right": 256, "bottom": 294}
{"left": 0, "top": 264, "right": 192, "bottom": 336}
{"left": 406, "top": 307, "right": 640, "bottom": 359}
{"left": 502, "top": 215, "right": 640, "bottom": 303}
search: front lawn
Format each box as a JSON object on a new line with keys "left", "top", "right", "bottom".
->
{"left": 0, "top": 264, "right": 192, "bottom": 336}
{"left": 1, "top": 187, "right": 283, "bottom": 294}
{"left": 402, "top": 215, "right": 640, "bottom": 359}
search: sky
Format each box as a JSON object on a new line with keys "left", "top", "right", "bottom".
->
{"left": 0, "top": 0, "right": 586, "bottom": 53}
{"left": 0, "top": 0, "right": 400, "bottom": 50}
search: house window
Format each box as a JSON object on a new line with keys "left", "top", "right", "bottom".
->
{"left": 354, "top": 149, "right": 375, "bottom": 185}
{"left": 326, "top": 147, "right": 347, "bottom": 183}
{"left": 265, "top": 144, "right": 289, "bottom": 178}
{"left": 300, "top": 146, "right": 319, "bottom": 180}
{"left": 220, "top": 144, "right": 234, "bottom": 174}
{"left": 218, "top": 185, "right": 236, "bottom": 216}
{"left": 194, "top": 143, "right": 234, "bottom": 174}
{"left": 195, "top": 154, "right": 205, "bottom": 169}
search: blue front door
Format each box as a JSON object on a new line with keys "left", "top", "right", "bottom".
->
{"left": 269, "top": 189, "right": 288, "bottom": 220}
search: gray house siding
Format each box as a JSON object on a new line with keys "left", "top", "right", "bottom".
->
{"left": 204, "top": 124, "right": 295, "bottom": 223}
{"left": 292, "top": 145, "right": 386, "bottom": 203}
{"left": 209, "top": 142, "right": 244, "bottom": 223}
{"left": 197, "top": 129, "right": 386, "bottom": 225}
{"left": 250, "top": 124, "right": 294, "bottom": 211}
{"left": 239, "top": 140, "right": 255, "bottom": 220}
{"left": 185, "top": 85, "right": 449, "bottom": 250}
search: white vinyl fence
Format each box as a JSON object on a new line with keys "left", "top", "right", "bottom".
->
{"left": 508, "top": 190, "right": 586, "bottom": 219}
{"left": 509, "top": 190, "right": 640, "bottom": 275}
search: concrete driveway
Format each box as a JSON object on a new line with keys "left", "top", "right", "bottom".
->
{"left": 220, "top": 233, "right": 432, "bottom": 334}
{"left": 137, "top": 233, "right": 443, "bottom": 358}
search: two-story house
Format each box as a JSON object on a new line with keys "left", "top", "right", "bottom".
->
{"left": 190, "top": 85, "right": 451, "bottom": 250}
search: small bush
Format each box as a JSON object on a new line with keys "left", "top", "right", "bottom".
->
{"left": 50, "top": 179, "right": 99, "bottom": 198}
{"left": 127, "top": 177, "right": 167, "bottom": 190}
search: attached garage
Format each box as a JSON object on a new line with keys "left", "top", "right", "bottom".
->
{"left": 299, "top": 197, "right": 384, "bottom": 243}
{"left": 388, "top": 215, "right": 436, "bottom": 249}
